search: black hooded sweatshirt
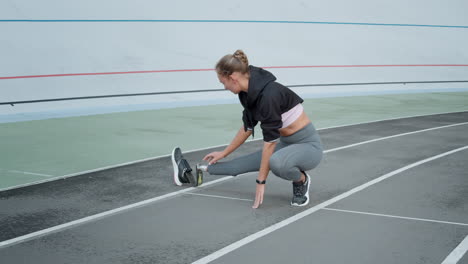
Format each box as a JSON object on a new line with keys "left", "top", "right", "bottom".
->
{"left": 238, "top": 66, "right": 304, "bottom": 142}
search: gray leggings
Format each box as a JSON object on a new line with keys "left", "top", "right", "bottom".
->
{"left": 207, "top": 123, "right": 323, "bottom": 182}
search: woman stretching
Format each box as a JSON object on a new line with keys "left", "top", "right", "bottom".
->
{"left": 172, "top": 50, "right": 323, "bottom": 209}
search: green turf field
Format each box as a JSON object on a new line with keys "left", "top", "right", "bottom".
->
{"left": 1, "top": 92, "right": 467, "bottom": 190}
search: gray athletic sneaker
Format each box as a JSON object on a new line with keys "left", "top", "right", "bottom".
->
{"left": 171, "top": 147, "right": 191, "bottom": 186}
{"left": 171, "top": 147, "right": 203, "bottom": 187}
{"left": 291, "top": 172, "right": 311, "bottom": 206}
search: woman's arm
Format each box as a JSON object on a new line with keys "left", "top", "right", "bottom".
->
{"left": 257, "top": 141, "right": 277, "bottom": 182}
{"left": 203, "top": 125, "right": 252, "bottom": 164}
{"left": 252, "top": 141, "right": 277, "bottom": 209}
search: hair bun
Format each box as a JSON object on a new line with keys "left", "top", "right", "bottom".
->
{"left": 215, "top": 50, "right": 250, "bottom": 76}
{"left": 233, "top": 50, "right": 249, "bottom": 66}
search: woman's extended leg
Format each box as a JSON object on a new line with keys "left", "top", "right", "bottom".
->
{"left": 207, "top": 142, "right": 288, "bottom": 176}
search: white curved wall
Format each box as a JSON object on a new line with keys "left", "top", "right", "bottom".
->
{"left": 1, "top": 0, "right": 467, "bottom": 121}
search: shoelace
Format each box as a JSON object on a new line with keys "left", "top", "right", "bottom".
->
{"left": 293, "top": 183, "right": 305, "bottom": 196}
{"left": 179, "top": 159, "right": 192, "bottom": 173}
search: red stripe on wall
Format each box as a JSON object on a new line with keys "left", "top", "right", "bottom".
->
{"left": 1, "top": 64, "right": 467, "bottom": 80}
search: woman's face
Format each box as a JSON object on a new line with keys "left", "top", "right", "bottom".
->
{"left": 217, "top": 73, "right": 242, "bottom": 94}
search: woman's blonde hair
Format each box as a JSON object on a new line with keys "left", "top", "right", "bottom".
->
{"left": 215, "top": 50, "right": 249, "bottom": 77}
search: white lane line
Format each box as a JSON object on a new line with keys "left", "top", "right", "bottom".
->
{"left": 192, "top": 145, "right": 468, "bottom": 264}
{"left": 317, "top": 110, "right": 468, "bottom": 131}
{"left": 323, "top": 208, "right": 468, "bottom": 226}
{"left": 441, "top": 235, "right": 468, "bottom": 264}
{"left": 2, "top": 111, "right": 466, "bottom": 192}
{"left": 8, "top": 170, "right": 53, "bottom": 178}
{"left": 326, "top": 122, "right": 468, "bottom": 153}
{"left": 185, "top": 193, "right": 254, "bottom": 202}
{"left": 1, "top": 123, "right": 467, "bottom": 249}
{"left": 1, "top": 123, "right": 467, "bottom": 248}
{"left": 0, "top": 176, "right": 232, "bottom": 249}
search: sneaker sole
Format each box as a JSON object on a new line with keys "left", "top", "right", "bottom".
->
{"left": 196, "top": 166, "right": 203, "bottom": 186}
{"left": 291, "top": 173, "right": 311, "bottom": 207}
{"left": 172, "top": 147, "right": 182, "bottom": 186}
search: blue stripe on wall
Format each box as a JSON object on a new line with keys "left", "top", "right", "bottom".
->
{"left": 1, "top": 19, "right": 467, "bottom": 28}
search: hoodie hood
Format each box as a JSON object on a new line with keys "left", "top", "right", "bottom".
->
{"left": 239, "top": 66, "right": 277, "bottom": 107}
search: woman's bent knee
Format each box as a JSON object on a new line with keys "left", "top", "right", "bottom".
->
{"left": 270, "top": 156, "right": 301, "bottom": 181}
{"left": 269, "top": 155, "right": 283, "bottom": 177}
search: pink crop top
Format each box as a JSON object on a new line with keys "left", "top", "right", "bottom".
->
{"left": 281, "top": 104, "right": 303, "bottom": 128}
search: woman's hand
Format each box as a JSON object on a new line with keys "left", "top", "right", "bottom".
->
{"left": 252, "top": 184, "right": 265, "bottom": 209}
{"left": 203, "top": 151, "right": 225, "bottom": 165}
